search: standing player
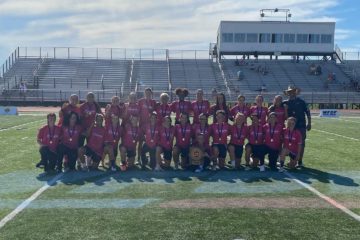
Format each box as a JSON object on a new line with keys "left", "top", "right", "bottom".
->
{"left": 103, "top": 114, "right": 122, "bottom": 171}
{"left": 173, "top": 112, "right": 192, "bottom": 169}
{"left": 283, "top": 86, "right": 311, "bottom": 167}
{"left": 155, "top": 116, "right": 175, "bottom": 171}
{"left": 58, "top": 94, "right": 80, "bottom": 126}
{"left": 210, "top": 93, "right": 230, "bottom": 123}
{"left": 57, "top": 112, "right": 82, "bottom": 172}
{"left": 104, "top": 96, "right": 125, "bottom": 126}
{"left": 78, "top": 114, "right": 106, "bottom": 171}
{"left": 230, "top": 95, "right": 250, "bottom": 121}
{"left": 140, "top": 112, "right": 160, "bottom": 170}
{"left": 156, "top": 92, "right": 172, "bottom": 126}
{"left": 245, "top": 113, "right": 265, "bottom": 171}
{"left": 119, "top": 115, "right": 140, "bottom": 170}
{"left": 250, "top": 95, "right": 268, "bottom": 125}
{"left": 171, "top": 88, "right": 192, "bottom": 124}
{"left": 279, "top": 117, "right": 302, "bottom": 172}
{"left": 268, "top": 95, "right": 287, "bottom": 127}
{"left": 228, "top": 113, "right": 248, "bottom": 169}
{"left": 210, "top": 110, "right": 230, "bottom": 170}
{"left": 36, "top": 113, "right": 61, "bottom": 173}
{"left": 191, "top": 89, "right": 210, "bottom": 124}
{"left": 263, "top": 112, "right": 283, "bottom": 171}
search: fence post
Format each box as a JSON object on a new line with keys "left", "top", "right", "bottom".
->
{"left": 54, "top": 48, "right": 56, "bottom": 59}
{"left": 111, "top": 48, "right": 113, "bottom": 60}
{"left": 53, "top": 78, "right": 56, "bottom": 88}
{"left": 68, "top": 47, "right": 70, "bottom": 59}
{"left": 87, "top": 78, "right": 89, "bottom": 88}
{"left": 60, "top": 90, "right": 62, "bottom": 102}
{"left": 40, "top": 47, "right": 41, "bottom": 58}
{"left": 71, "top": 78, "right": 72, "bottom": 88}
{"left": 41, "top": 89, "right": 44, "bottom": 103}
{"left": 96, "top": 48, "right": 98, "bottom": 60}
{"left": 79, "top": 90, "right": 81, "bottom": 100}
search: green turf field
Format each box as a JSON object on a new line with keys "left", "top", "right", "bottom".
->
{"left": 0, "top": 114, "right": 359, "bottom": 240}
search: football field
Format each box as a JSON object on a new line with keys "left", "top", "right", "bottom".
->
{"left": 0, "top": 111, "right": 359, "bottom": 240}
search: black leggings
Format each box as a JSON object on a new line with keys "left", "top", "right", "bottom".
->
{"left": 57, "top": 144, "right": 78, "bottom": 170}
{"left": 141, "top": 143, "right": 156, "bottom": 168}
{"left": 39, "top": 146, "right": 58, "bottom": 171}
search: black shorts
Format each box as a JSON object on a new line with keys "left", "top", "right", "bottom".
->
{"left": 228, "top": 144, "right": 244, "bottom": 159}
{"left": 246, "top": 143, "right": 265, "bottom": 160}
{"left": 288, "top": 152, "right": 297, "bottom": 160}
{"left": 120, "top": 145, "right": 136, "bottom": 158}
{"left": 84, "top": 146, "right": 101, "bottom": 163}
{"left": 212, "top": 144, "right": 227, "bottom": 158}
{"left": 298, "top": 127, "right": 307, "bottom": 147}
{"left": 175, "top": 145, "right": 189, "bottom": 158}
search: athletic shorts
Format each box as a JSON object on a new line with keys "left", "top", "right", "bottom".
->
{"left": 298, "top": 127, "right": 307, "bottom": 147}
{"left": 212, "top": 144, "right": 227, "bottom": 158}
{"left": 228, "top": 144, "right": 244, "bottom": 159}
{"left": 246, "top": 143, "right": 265, "bottom": 160}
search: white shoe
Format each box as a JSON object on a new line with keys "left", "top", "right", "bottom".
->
{"left": 279, "top": 167, "right": 285, "bottom": 173}
{"left": 231, "top": 160, "right": 235, "bottom": 168}
{"left": 259, "top": 165, "right": 265, "bottom": 172}
{"left": 195, "top": 166, "right": 203, "bottom": 173}
{"left": 111, "top": 166, "right": 117, "bottom": 172}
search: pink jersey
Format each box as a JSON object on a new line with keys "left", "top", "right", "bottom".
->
{"left": 105, "top": 105, "right": 124, "bottom": 125}
{"left": 138, "top": 98, "right": 157, "bottom": 125}
{"left": 104, "top": 123, "right": 122, "bottom": 149}
{"left": 80, "top": 102, "right": 100, "bottom": 129}
{"left": 156, "top": 103, "right": 172, "bottom": 125}
{"left": 37, "top": 125, "right": 62, "bottom": 152}
{"left": 273, "top": 107, "right": 286, "bottom": 126}
{"left": 61, "top": 125, "right": 82, "bottom": 150}
{"left": 192, "top": 123, "right": 210, "bottom": 147}
{"left": 229, "top": 124, "right": 248, "bottom": 146}
{"left": 191, "top": 100, "right": 210, "bottom": 124}
{"left": 174, "top": 123, "right": 192, "bottom": 148}
{"left": 142, "top": 123, "right": 160, "bottom": 148}
{"left": 263, "top": 123, "right": 283, "bottom": 150}
{"left": 250, "top": 106, "right": 268, "bottom": 125}
{"left": 283, "top": 128, "right": 302, "bottom": 154}
{"left": 58, "top": 104, "right": 81, "bottom": 126}
{"left": 123, "top": 102, "right": 140, "bottom": 124}
{"left": 210, "top": 122, "right": 230, "bottom": 145}
{"left": 158, "top": 126, "right": 175, "bottom": 150}
{"left": 209, "top": 105, "right": 229, "bottom": 123}
{"left": 171, "top": 100, "right": 192, "bottom": 122}
{"left": 87, "top": 126, "right": 105, "bottom": 156}
{"left": 121, "top": 124, "right": 140, "bottom": 149}
{"left": 230, "top": 104, "right": 250, "bottom": 119}
{"left": 247, "top": 124, "right": 265, "bottom": 145}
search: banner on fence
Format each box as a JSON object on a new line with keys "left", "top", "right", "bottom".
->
{"left": 0, "top": 106, "right": 18, "bottom": 115}
{"left": 319, "top": 109, "right": 340, "bottom": 118}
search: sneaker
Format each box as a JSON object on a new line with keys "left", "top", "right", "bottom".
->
{"left": 296, "top": 162, "right": 304, "bottom": 169}
{"left": 230, "top": 160, "right": 235, "bottom": 168}
{"left": 195, "top": 166, "right": 203, "bottom": 173}
{"left": 63, "top": 167, "right": 70, "bottom": 173}
{"left": 36, "top": 161, "right": 45, "bottom": 169}
{"left": 174, "top": 162, "right": 179, "bottom": 170}
{"left": 154, "top": 165, "right": 163, "bottom": 171}
{"left": 111, "top": 166, "right": 117, "bottom": 172}
{"left": 259, "top": 165, "right": 265, "bottom": 172}
{"left": 279, "top": 167, "right": 285, "bottom": 173}
{"left": 244, "top": 165, "right": 251, "bottom": 171}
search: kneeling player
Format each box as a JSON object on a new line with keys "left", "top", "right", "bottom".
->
{"left": 263, "top": 112, "right": 283, "bottom": 171}
{"left": 279, "top": 117, "right": 302, "bottom": 172}
{"left": 190, "top": 133, "right": 211, "bottom": 172}
{"left": 228, "top": 113, "right": 247, "bottom": 169}
{"left": 173, "top": 112, "right": 192, "bottom": 170}
{"left": 245, "top": 113, "right": 265, "bottom": 171}
{"left": 155, "top": 116, "right": 175, "bottom": 171}
{"left": 36, "top": 113, "right": 61, "bottom": 173}
{"left": 78, "top": 114, "right": 105, "bottom": 171}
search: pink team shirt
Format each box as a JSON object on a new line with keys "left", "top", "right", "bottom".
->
{"left": 121, "top": 124, "right": 140, "bottom": 150}
{"left": 80, "top": 102, "right": 99, "bottom": 129}
{"left": 229, "top": 124, "right": 248, "bottom": 146}
{"left": 142, "top": 123, "right": 160, "bottom": 149}
{"left": 171, "top": 100, "right": 192, "bottom": 122}
{"left": 138, "top": 98, "right": 157, "bottom": 125}
{"left": 210, "top": 122, "right": 230, "bottom": 145}
{"left": 230, "top": 105, "right": 250, "bottom": 120}
{"left": 263, "top": 123, "right": 283, "bottom": 150}
{"left": 87, "top": 126, "right": 105, "bottom": 157}
{"left": 104, "top": 123, "right": 122, "bottom": 149}
{"left": 174, "top": 123, "right": 192, "bottom": 148}
{"left": 58, "top": 104, "right": 81, "bottom": 126}
{"left": 283, "top": 128, "right": 302, "bottom": 154}
{"left": 105, "top": 105, "right": 124, "bottom": 125}
{"left": 247, "top": 124, "right": 265, "bottom": 145}
{"left": 123, "top": 103, "right": 140, "bottom": 124}
{"left": 156, "top": 103, "right": 172, "bottom": 125}
{"left": 191, "top": 100, "right": 210, "bottom": 124}
{"left": 61, "top": 125, "right": 82, "bottom": 149}
{"left": 273, "top": 107, "right": 286, "bottom": 126}
{"left": 192, "top": 124, "right": 210, "bottom": 147}
{"left": 37, "top": 125, "right": 62, "bottom": 152}
{"left": 158, "top": 126, "right": 175, "bottom": 150}
{"left": 250, "top": 106, "right": 268, "bottom": 125}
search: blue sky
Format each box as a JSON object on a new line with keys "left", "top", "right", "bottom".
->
{"left": 0, "top": 0, "right": 359, "bottom": 63}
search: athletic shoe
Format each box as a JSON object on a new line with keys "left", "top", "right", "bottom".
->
{"left": 174, "top": 162, "right": 179, "bottom": 170}
{"left": 120, "top": 164, "right": 127, "bottom": 171}
{"left": 36, "top": 161, "right": 45, "bottom": 169}
{"left": 259, "top": 165, "right": 265, "bottom": 172}
{"left": 111, "top": 166, "right": 117, "bottom": 172}
{"left": 195, "top": 166, "right": 203, "bottom": 173}
{"left": 296, "top": 162, "right": 304, "bottom": 169}
{"left": 244, "top": 165, "right": 251, "bottom": 171}
{"left": 279, "top": 167, "right": 285, "bottom": 173}
{"left": 154, "top": 165, "right": 163, "bottom": 171}
{"left": 63, "top": 167, "right": 70, "bottom": 173}
{"left": 230, "top": 160, "right": 235, "bottom": 168}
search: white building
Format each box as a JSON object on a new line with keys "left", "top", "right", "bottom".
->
{"left": 214, "top": 21, "right": 335, "bottom": 59}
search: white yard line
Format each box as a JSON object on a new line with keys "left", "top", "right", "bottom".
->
{"left": 0, "top": 173, "right": 63, "bottom": 229}
{"left": 313, "top": 116, "right": 360, "bottom": 124}
{"left": 0, "top": 120, "right": 43, "bottom": 132}
{"left": 285, "top": 171, "right": 360, "bottom": 223}
{"left": 313, "top": 129, "right": 359, "bottom": 141}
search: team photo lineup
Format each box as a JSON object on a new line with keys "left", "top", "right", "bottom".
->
{"left": 36, "top": 86, "right": 310, "bottom": 174}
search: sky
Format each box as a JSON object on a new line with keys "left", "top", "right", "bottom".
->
{"left": 0, "top": 0, "right": 359, "bottom": 63}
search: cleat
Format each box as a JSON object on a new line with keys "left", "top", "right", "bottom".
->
{"left": 279, "top": 167, "right": 285, "bottom": 173}
{"left": 259, "top": 165, "right": 265, "bottom": 172}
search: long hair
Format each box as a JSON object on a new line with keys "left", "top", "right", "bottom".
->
{"left": 63, "top": 111, "right": 80, "bottom": 127}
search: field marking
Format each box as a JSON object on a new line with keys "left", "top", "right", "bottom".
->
{"left": 285, "top": 171, "right": 360, "bottom": 223}
{"left": 313, "top": 117, "right": 360, "bottom": 124}
{"left": 0, "top": 120, "right": 43, "bottom": 132}
{"left": 312, "top": 129, "right": 359, "bottom": 141}
{"left": 0, "top": 173, "right": 63, "bottom": 229}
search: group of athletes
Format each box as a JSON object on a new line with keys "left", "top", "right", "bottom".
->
{"left": 36, "top": 85, "right": 311, "bottom": 174}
